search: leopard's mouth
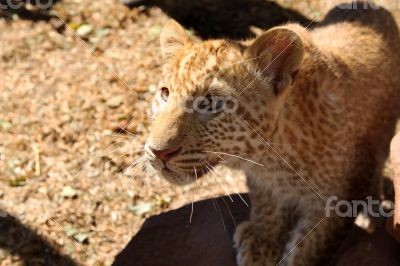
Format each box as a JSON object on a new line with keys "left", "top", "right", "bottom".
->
{"left": 145, "top": 146, "right": 222, "bottom": 185}
{"left": 159, "top": 162, "right": 209, "bottom": 185}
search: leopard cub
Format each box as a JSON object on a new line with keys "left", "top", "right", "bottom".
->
{"left": 144, "top": 3, "right": 400, "bottom": 265}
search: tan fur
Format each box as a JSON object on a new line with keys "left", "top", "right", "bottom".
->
{"left": 145, "top": 3, "right": 400, "bottom": 265}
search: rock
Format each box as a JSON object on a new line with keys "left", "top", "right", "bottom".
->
{"left": 128, "top": 201, "right": 154, "bottom": 216}
{"left": 113, "top": 194, "right": 249, "bottom": 266}
{"left": 113, "top": 194, "right": 400, "bottom": 266}
{"left": 76, "top": 24, "right": 93, "bottom": 38}
{"left": 60, "top": 186, "right": 78, "bottom": 198}
{"left": 107, "top": 96, "right": 123, "bottom": 109}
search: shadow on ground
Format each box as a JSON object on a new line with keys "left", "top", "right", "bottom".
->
{"left": 0, "top": 212, "right": 76, "bottom": 266}
{"left": 123, "top": 0, "right": 314, "bottom": 39}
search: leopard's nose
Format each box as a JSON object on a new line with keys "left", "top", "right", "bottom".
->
{"left": 148, "top": 146, "right": 181, "bottom": 162}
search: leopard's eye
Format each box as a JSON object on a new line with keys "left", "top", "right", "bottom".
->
{"left": 206, "top": 94, "right": 225, "bottom": 113}
{"left": 197, "top": 96, "right": 210, "bottom": 110}
{"left": 195, "top": 94, "right": 224, "bottom": 114}
{"left": 214, "top": 98, "right": 224, "bottom": 111}
{"left": 160, "top": 87, "right": 169, "bottom": 102}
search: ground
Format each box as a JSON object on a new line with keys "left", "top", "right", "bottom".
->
{"left": 0, "top": 0, "right": 399, "bottom": 265}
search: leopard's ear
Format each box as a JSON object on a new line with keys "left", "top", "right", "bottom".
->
{"left": 245, "top": 27, "right": 304, "bottom": 94}
{"left": 160, "top": 20, "right": 189, "bottom": 60}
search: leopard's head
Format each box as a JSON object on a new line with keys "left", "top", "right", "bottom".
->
{"left": 144, "top": 20, "right": 304, "bottom": 185}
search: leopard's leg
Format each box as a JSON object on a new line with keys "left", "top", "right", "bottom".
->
{"left": 234, "top": 188, "right": 291, "bottom": 266}
{"left": 278, "top": 211, "right": 350, "bottom": 266}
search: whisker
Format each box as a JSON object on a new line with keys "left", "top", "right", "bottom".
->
{"left": 104, "top": 133, "right": 145, "bottom": 141}
{"left": 102, "top": 140, "right": 129, "bottom": 150}
{"left": 71, "top": 146, "right": 141, "bottom": 179}
{"left": 113, "top": 153, "right": 146, "bottom": 176}
{"left": 190, "top": 193, "right": 194, "bottom": 224}
{"left": 114, "top": 159, "right": 129, "bottom": 174}
{"left": 125, "top": 164, "right": 146, "bottom": 189}
{"left": 205, "top": 161, "right": 249, "bottom": 207}
{"left": 190, "top": 167, "right": 199, "bottom": 224}
{"left": 203, "top": 151, "right": 264, "bottom": 167}
{"left": 194, "top": 166, "right": 198, "bottom": 181}
{"left": 213, "top": 198, "right": 226, "bottom": 232}
{"left": 124, "top": 116, "right": 136, "bottom": 131}
{"left": 120, "top": 155, "right": 146, "bottom": 178}
{"left": 102, "top": 145, "right": 141, "bottom": 158}
{"left": 211, "top": 152, "right": 225, "bottom": 162}
{"left": 72, "top": 140, "right": 128, "bottom": 174}
{"left": 126, "top": 160, "right": 145, "bottom": 178}
{"left": 116, "top": 126, "right": 147, "bottom": 140}
{"left": 202, "top": 140, "right": 292, "bottom": 148}
{"left": 126, "top": 162, "right": 146, "bottom": 186}
{"left": 234, "top": 192, "right": 248, "bottom": 207}
{"left": 205, "top": 163, "right": 233, "bottom": 202}
{"left": 102, "top": 152, "right": 134, "bottom": 169}
{"left": 221, "top": 196, "right": 237, "bottom": 227}
{"left": 202, "top": 177, "right": 230, "bottom": 230}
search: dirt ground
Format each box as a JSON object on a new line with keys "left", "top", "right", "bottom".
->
{"left": 1, "top": 0, "right": 400, "bottom": 265}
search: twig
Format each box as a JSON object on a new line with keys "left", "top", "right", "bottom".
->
{"left": 32, "top": 142, "right": 41, "bottom": 176}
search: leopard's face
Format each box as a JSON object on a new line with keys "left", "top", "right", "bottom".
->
{"left": 145, "top": 42, "right": 253, "bottom": 185}
{"left": 144, "top": 21, "right": 304, "bottom": 185}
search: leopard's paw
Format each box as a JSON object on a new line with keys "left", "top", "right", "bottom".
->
{"left": 234, "top": 221, "right": 281, "bottom": 266}
{"left": 234, "top": 221, "right": 263, "bottom": 266}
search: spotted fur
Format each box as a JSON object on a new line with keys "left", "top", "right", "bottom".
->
{"left": 145, "top": 3, "right": 400, "bottom": 266}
